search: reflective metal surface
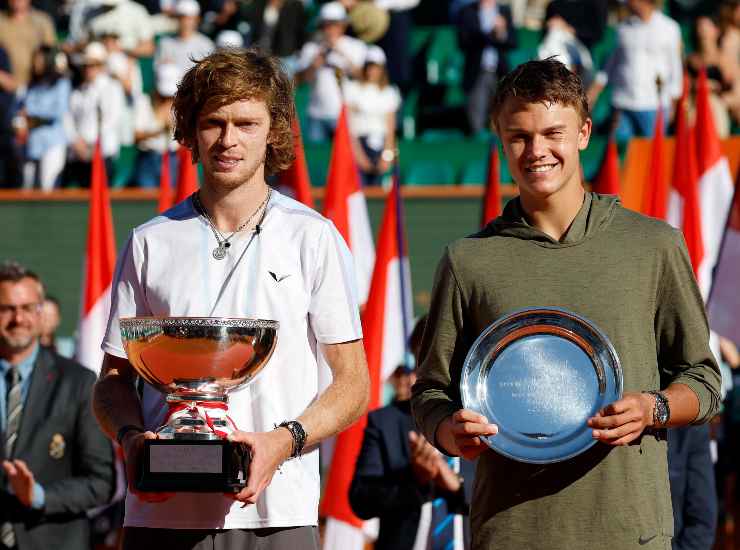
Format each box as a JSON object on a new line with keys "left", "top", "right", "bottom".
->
{"left": 119, "top": 317, "right": 279, "bottom": 401}
{"left": 461, "top": 308, "right": 622, "bottom": 464}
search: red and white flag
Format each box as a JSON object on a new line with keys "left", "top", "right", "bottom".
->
{"left": 322, "top": 107, "right": 375, "bottom": 303}
{"left": 481, "top": 146, "right": 501, "bottom": 227}
{"left": 707, "top": 181, "right": 740, "bottom": 342}
{"left": 694, "top": 68, "right": 735, "bottom": 299}
{"left": 593, "top": 138, "right": 620, "bottom": 197}
{"left": 157, "top": 150, "right": 173, "bottom": 213}
{"left": 643, "top": 108, "right": 668, "bottom": 219}
{"left": 321, "top": 172, "right": 413, "bottom": 549}
{"left": 75, "top": 141, "right": 116, "bottom": 373}
{"left": 667, "top": 75, "right": 704, "bottom": 275}
{"left": 278, "top": 117, "right": 315, "bottom": 208}
{"left": 174, "top": 146, "right": 199, "bottom": 204}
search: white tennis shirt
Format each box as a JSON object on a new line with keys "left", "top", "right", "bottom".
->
{"left": 102, "top": 189, "right": 362, "bottom": 529}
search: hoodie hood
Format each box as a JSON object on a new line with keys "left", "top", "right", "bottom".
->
{"left": 485, "top": 192, "right": 620, "bottom": 248}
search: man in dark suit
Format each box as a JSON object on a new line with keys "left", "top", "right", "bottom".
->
{"left": 350, "top": 317, "right": 472, "bottom": 550}
{"left": 668, "top": 424, "right": 717, "bottom": 550}
{"left": 0, "top": 261, "right": 115, "bottom": 550}
{"left": 456, "top": 0, "right": 517, "bottom": 134}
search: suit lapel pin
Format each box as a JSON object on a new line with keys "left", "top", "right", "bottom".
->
{"left": 49, "top": 433, "right": 65, "bottom": 459}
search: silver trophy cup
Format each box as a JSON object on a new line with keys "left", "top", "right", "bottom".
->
{"left": 119, "top": 317, "right": 278, "bottom": 492}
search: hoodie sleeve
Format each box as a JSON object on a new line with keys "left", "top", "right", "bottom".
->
{"left": 411, "top": 247, "right": 470, "bottom": 449}
{"left": 655, "top": 230, "right": 721, "bottom": 423}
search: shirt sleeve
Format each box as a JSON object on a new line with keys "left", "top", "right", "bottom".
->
{"left": 655, "top": 229, "right": 721, "bottom": 423}
{"left": 666, "top": 22, "right": 684, "bottom": 101}
{"left": 308, "top": 221, "right": 362, "bottom": 344}
{"left": 102, "top": 230, "right": 153, "bottom": 358}
{"left": 411, "top": 247, "right": 469, "bottom": 448}
{"left": 296, "top": 42, "right": 320, "bottom": 73}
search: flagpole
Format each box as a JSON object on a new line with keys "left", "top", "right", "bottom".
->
{"left": 392, "top": 151, "right": 411, "bottom": 368}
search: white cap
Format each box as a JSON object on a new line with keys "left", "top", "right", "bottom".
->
{"left": 83, "top": 42, "right": 108, "bottom": 65}
{"left": 156, "top": 63, "right": 180, "bottom": 97}
{"left": 319, "top": 2, "right": 348, "bottom": 24}
{"left": 365, "top": 45, "right": 386, "bottom": 65}
{"left": 175, "top": 0, "right": 200, "bottom": 16}
{"left": 216, "top": 30, "right": 244, "bottom": 48}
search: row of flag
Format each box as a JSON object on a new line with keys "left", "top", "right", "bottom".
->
{"left": 73, "top": 69, "right": 737, "bottom": 549}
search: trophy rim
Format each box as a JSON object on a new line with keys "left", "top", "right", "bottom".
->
{"left": 461, "top": 307, "right": 622, "bottom": 464}
{"left": 119, "top": 316, "right": 280, "bottom": 330}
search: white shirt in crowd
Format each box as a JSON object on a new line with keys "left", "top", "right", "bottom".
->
{"left": 102, "top": 190, "right": 362, "bottom": 529}
{"left": 297, "top": 35, "right": 367, "bottom": 120}
{"left": 85, "top": 1, "right": 154, "bottom": 53}
{"left": 603, "top": 10, "right": 683, "bottom": 111}
{"left": 67, "top": 72, "right": 127, "bottom": 158}
{"left": 343, "top": 80, "right": 400, "bottom": 150}
{"left": 156, "top": 33, "right": 215, "bottom": 83}
{"left": 132, "top": 94, "right": 178, "bottom": 154}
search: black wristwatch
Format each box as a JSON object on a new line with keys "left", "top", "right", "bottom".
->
{"left": 276, "top": 420, "right": 307, "bottom": 459}
{"left": 645, "top": 391, "right": 670, "bottom": 427}
{"left": 116, "top": 424, "right": 144, "bottom": 445}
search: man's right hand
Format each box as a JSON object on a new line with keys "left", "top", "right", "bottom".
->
{"left": 435, "top": 409, "right": 498, "bottom": 460}
{"left": 120, "top": 430, "right": 175, "bottom": 503}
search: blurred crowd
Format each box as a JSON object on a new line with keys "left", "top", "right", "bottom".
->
{"left": 0, "top": 0, "right": 738, "bottom": 190}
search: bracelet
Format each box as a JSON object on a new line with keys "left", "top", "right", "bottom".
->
{"left": 644, "top": 391, "right": 670, "bottom": 427}
{"left": 276, "top": 420, "right": 307, "bottom": 459}
{"left": 116, "top": 424, "right": 144, "bottom": 445}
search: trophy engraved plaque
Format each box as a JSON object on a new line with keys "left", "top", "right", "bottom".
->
{"left": 119, "top": 317, "right": 278, "bottom": 492}
{"left": 460, "top": 308, "right": 622, "bottom": 464}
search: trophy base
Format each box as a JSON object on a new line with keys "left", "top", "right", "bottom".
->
{"left": 138, "top": 438, "right": 250, "bottom": 493}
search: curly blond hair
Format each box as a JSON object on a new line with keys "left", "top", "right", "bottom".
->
{"left": 173, "top": 47, "right": 295, "bottom": 176}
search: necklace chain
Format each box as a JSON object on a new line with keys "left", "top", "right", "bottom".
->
{"left": 193, "top": 188, "right": 271, "bottom": 259}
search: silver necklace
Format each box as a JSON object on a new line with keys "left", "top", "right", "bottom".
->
{"left": 193, "top": 188, "right": 272, "bottom": 260}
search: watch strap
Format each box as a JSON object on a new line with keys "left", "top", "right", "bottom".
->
{"left": 276, "top": 420, "right": 307, "bottom": 459}
{"left": 645, "top": 391, "right": 670, "bottom": 427}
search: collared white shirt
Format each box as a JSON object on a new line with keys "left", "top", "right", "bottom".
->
{"left": 603, "top": 11, "right": 683, "bottom": 111}
{"left": 102, "top": 190, "right": 362, "bottom": 529}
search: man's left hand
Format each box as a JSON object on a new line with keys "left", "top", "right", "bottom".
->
{"left": 2, "top": 459, "right": 36, "bottom": 507}
{"left": 228, "top": 429, "right": 293, "bottom": 505}
{"left": 588, "top": 392, "right": 654, "bottom": 446}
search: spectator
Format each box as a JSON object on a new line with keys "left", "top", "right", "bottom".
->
{"left": 538, "top": 13, "right": 601, "bottom": 93}
{"left": 296, "top": 2, "right": 367, "bottom": 142}
{"left": 79, "top": 0, "right": 155, "bottom": 59}
{"left": 38, "top": 296, "right": 61, "bottom": 352}
{"left": 0, "top": 46, "right": 19, "bottom": 188}
{"left": 688, "top": 16, "right": 740, "bottom": 137}
{"left": 0, "top": 260, "right": 115, "bottom": 550}
{"left": 0, "top": 0, "right": 56, "bottom": 87}
{"left": 375, "top": 0, "right": 420, "bottom": 92}
{"left": 457, "top": 0, "right": 517, "bottom": 135}
{"left": 668, "top": 424, "right": 718, "bottom": 550}
{"left": 64, "top": 41, "right": 126, "bottom": 187}
{"left": 343, "top": 46, "right": 400, "bottom": 186}
{"left": 594, "top": 0, "right": 683, "bottom": 143}
{"left": 246, "top": 0, "right": 307, "bottom": 76}
{"left": 155, "top": 0, "right": 214, "bottom": 83}
{"left": 131, "top": 63, "right": 179, "bottom": 188}
{"left": 543, "top": 0, "right": 608, "bottom": 49}
{"left": 101, "top": 30, "right": 143, "bottom": 100}
{"left": 13, "top": 46, "right": 71, "bottom": 191}
{"left": 350, "top": 315, "right": 474, "bottom": 549}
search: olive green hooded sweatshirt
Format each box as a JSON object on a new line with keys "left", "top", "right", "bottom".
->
{"left": 411, "top": 193, "right": 721, "bottom": 550}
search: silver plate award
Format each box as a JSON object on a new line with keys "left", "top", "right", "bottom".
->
{"left": 460, "top": 308, "right": 623, "bottom": 464}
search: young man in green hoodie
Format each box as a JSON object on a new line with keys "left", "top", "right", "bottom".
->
{"left": 411, "top": 58, "right": 721, "bottom": 550}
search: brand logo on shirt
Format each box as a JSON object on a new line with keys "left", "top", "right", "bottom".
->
{"left": 268, "top": 271, "right": 291, "bottom": 283}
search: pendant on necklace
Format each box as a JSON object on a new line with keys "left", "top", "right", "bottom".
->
{"left": 213, "top": 244, "right": 228, "bottom": 260}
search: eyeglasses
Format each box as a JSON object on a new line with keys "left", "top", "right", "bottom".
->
{"left": 0, "top": 303, "right": 42, "bottom": 317}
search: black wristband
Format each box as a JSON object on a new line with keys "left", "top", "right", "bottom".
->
{"left": 116, "top": 424, "right": 144, "bottom": 445}
{"left": 276, "top": 420, "right": 307, "bottom": 459}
